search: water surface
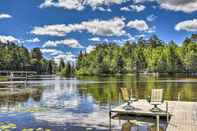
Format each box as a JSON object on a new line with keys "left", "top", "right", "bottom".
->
{"left": 0, "top": 75, "right": 196, "bottom": 130}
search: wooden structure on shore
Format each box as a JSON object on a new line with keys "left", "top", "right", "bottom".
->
{"left": 110, "top": 100, "right": 197, "bottom": 131}
{"left": 0, "top": 71, "right": 37, "bottom": 81}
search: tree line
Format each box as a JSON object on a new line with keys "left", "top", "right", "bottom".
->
{"left": 73, "top": 34, "right": 197, "bottom": 76}
{"left": 1, "top": 34, "right": 196, "bottom": 76}
{"left": 0, "top": 41, "right": 56, "bottom": 74}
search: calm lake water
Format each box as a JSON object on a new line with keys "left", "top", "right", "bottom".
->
{"left": 0, "top": 75, "right": 196, "bottom": 131}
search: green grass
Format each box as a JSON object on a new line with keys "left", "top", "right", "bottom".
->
{"left": 0, "top": 76, "right": 9, "bottom": 81}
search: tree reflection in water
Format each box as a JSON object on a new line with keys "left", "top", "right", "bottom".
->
{"left": 121, "top": 120, "right": 166, "bottom": 131}
{"left": 0, "top": 75, "right": 196, "bottom": 130}
{"left": 0, "top": 86, "right": 43, "bottom": 111}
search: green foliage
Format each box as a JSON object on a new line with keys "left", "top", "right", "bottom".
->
{"left": 76, "top": 35, "right": 197, "bottom": 75}
{"left": 60, "top": 62, "right": 74, "bottom": 77}
{"left": 58, "top": 58, "right": 65, "bottom": 72}
{"left": 0, "top": 42, "right": 57, "bottom": 74}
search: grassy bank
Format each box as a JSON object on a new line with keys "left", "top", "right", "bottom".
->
{"left": 0, "top": 76, "right": 9, "bottom": 81}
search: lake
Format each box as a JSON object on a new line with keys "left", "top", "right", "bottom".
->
{"left": 0, "top": 75, "right": 196, "bottom": 131}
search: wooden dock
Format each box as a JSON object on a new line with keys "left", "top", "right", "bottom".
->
{"left": 166, "top": 101, "right": 197, "bottom": 131}
{"left": 110, "top": 100, "right": 197, "bottom": 131}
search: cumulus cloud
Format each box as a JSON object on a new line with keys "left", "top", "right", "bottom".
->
{"left": 40, "top": 49, "right": 72, "bottom": 62}
{"left": 134, "top": 0, "right": 197, "bottom": 13}
{"left": 0, "top": 13, "right": 12, "bottom": 20}
{"left": 120, "top": 7, "right": 131, "bottom": 11}
{"left": 86, "top": 45, "right": 96, "bottom": 53}
{"left": 130, "top": 4, "right": 146, "bottom": 12}
{"left": 147, "top": 26, "right": 156, "bottom": 33}
{"left": 120, "top": 4, "right": 145, "bottom": 12}
{"left": 43, "top": 39, "right": 83, "bottom": 48}
{"left": 25, "top": 37, "right": 40, "bottom": 43}
{"left": 96, "top": 7, "right": 112, "bottom": 12}
{"left": 81, "top": 17, "right": 125, "bottom": 36}
{"left": 41, "top": 49, "right": 64, "bottom": 56}
{"left": 54, "top": 52, "right": 77, "bottom": 63}
{"left": 40, "top": 0, "right": 128, "bottom": 10}
{"left": 89, "top": 37, "right": 101, "bottom": 41}
{"left": 31, "top": 17, "right": 126, "bottom": 37}
{"left": 31, "top": 24, "right": 74, "bottom": 36}
{"left": 0, "top": 35, "right": 20, "bottom": 44}
{"left": 127, "top": 19, "right": 149, "bottom": 31}
{"left": 146, "top": 14, "right": 157, "bottom": 22}
{"left": 175, "top": 19, "right": 197, "bottom": 32}
{"left": 40, "top": 0, "right": 84, "bottom": 10}
{"left": 86, "top": 0, "right": 127, "bottom": 8}
{"left": 159, "top": 0, "right": 197, "bottom": 13}
{"left": 133, "top": 0, "right": 155, "bottom": 4}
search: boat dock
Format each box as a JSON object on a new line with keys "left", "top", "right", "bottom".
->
{"left": 110, "top": 100, "right": 197, "bottom": 131}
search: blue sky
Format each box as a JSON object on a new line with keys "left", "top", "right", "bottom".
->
{"left": 0, "top": 0, "right": 196, "bottom": 62}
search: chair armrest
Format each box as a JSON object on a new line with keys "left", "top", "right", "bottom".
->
{"left": 145, "top": 96, "right": 151, "bottom": 103}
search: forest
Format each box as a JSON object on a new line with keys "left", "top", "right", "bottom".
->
{"left": 72, "top": 34, "right": 197, "bottom": 76}
{"left": 0, "top": 35, "right": 196, "bottom": 76}
{"left": 0, "top": 41, "right": 56, "bottom": 74}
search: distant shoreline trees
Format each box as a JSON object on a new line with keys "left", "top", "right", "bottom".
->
{"left": 0, "top": 34, "right": 196, "bottom": 77}
{"left": 75, "top": 35, "right": 197, "bottom": 76}
{"left": 0, "top": 42, "right": 57, "bottom": 74}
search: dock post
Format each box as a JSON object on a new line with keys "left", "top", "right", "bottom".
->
{"left": 25, "top": 72, "right": 28, "bottom": 87}
{"left": 109, "top": 83, "right": 112, "bottom": 131}
{"left": 109, "top": 111, "right": 111, "bottom": 131}
{"left": 156, "top": 115, "right": 160, "bottom": 131}
{"left": 166, "top": 102, "right": 169, "bottom": 123}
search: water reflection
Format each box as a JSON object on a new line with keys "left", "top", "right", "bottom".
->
{"left": 0, "top": 86, "right": 43, "bottom": 112}
{"left": 0, "top": 75, "right": 196, "bottom": 130}
{"left": 121, "top": 121, "right": 165, "bottom": 131}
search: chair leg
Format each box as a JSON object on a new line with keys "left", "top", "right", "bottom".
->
{"left": 127, "top": 101, "right": 131, "bottom": 106}
{"left": 151, "top": 104, "right": 161, "bottom": 112}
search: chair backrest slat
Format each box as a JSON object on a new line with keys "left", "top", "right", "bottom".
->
{"left": 120, "top": 88, "right": 129, "bottom": 101}
{"left": 151, "top": 89, "right": 163, "bottom": 102}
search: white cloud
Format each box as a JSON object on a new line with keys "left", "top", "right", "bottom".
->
{"left": 0, "top": 35, "right": 20, "bottom": 44}
{"left": 31, "top": 17, "right": 126, "bottom": 37}
{"left": 41, "top": 49, "right": 64, "bottom": 56}
{"left": 133, "top": 0, "right": 155, "bottom": 4}
{"left": 175, "top": 19, "right": 197, "bottom": 32}
{"left": 130, "top": 4, "right": 146, "bottom": 12}
{"left": 50, "top": 50, "right": 64, "bottom": 56}
{"left": 26, "top": 38, "right": 40, "bottom": 43}
{"left": 86, "top": 45, "right": 96, "bottom": 53}
{"left": 127, "top": 19, "right": 149, "bottom": 31}
{"left": 31, "top": 24, "right": 74, "bottom": 36}
{"left": 40, "top": 0, "right": 129, "bottom": 10}
{"left": 0, "top": 13, "right": 12, "bottom": 20}
{"left": 43, "top": 39, "right": 83, "bottom": 48}
{"left": 120, "top": 4, "right": 145, "bottom": 12}
{"left": 41, "top": 49, "right": 68, "bottom": 61}
{"left": 134, "top": 0, "right": 197, "bottom": 13}
{"left": 40, "top": 0, "right": 84, "bottom": 10}
{"left": 86, "top": 0, "right": 127, "bottom": 8}
{"left": 159, "top": 0, "right": 197, "bottom": 13}
{"left": 147, "top": 26, "right": 156, "bottom": 33}
{"left": 120, "top": 7, "right": 131, "bottom": 11}
{"left": 89, "top": 37, "right": 101, "bottom": 41}
{"left": 146, "top": 14, "right": 157, "bottom": 22}
{"left": 96, "top": 7, "right": 112, "bottom": 12}
{"left": 54, "top": 52, "right": 77, "bottom": 63}
{"left": 81, "top": 17, "right": 125, "bottom": 36}
{"left": 127, "top": 33, "right": 136, "bottom": 41}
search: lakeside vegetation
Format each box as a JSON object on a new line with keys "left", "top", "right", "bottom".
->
{"left": 0, "top": 76, "right": 8, "bottom": 81}
{"left": 0, "top": 35, "right": 196, "bottom": 77}
{"left": 73, "top": 35, "right": 197, "bottom": 76}
{"left": 0, "top": 41, "right": 56, "bottom": 74}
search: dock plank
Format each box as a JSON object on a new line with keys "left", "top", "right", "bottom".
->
{"left": 110, "top": 100, "right": 197, "bottom": 131}
{"left": 166, "top": 101, "right": 197, "bottom": 131}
